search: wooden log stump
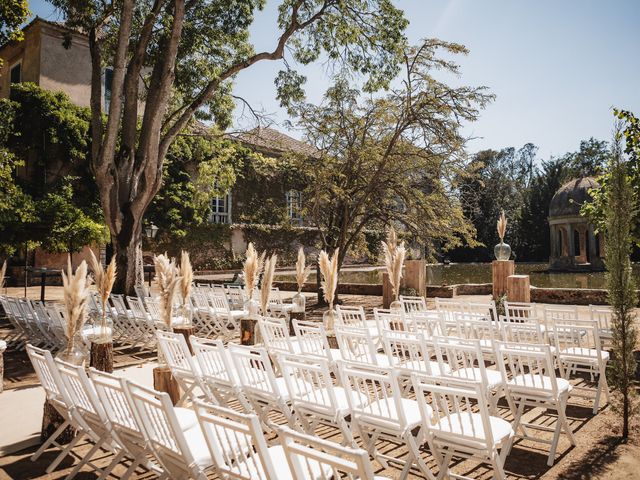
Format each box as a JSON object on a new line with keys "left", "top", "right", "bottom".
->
{"left": 492, "top": 260, "right": 515, "bottom": 300}
{"left": 288, "top": 311, "right": 306, "bottom": 336}
{"left": 507, "top": 275, "right": 531, "bottom": 303}
{"left": 382, "top": 273, "right": 394, "bottom": 309}
{"left": 90, "top": 341, "right": 114, "bottom": 373}
{"left": 41, "top": 400, "right": 76, "bottom": 444}
{"left": 173, "top": 326, "right": 196, "bottom": 354}
{"left": 405, "top": 260, "right": 426, "bottom": 297}
{"left": 326, "top": 333, "right": 338, "bottom": 350}
{"left": 153, "top": 366, "right": 180, "bottom": 406}
{"left": 241, "top": 318, "right": 261, "bottom": 346}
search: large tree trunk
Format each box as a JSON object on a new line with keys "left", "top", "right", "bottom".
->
{"left": 112, "top": 213, "right": 144, "bottom": 295}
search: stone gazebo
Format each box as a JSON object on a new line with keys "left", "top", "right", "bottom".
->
{"left": 549, "top": 177, "right": 605, "bottom": 271}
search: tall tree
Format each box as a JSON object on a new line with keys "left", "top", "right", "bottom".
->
{"left": 0, "top": 0, "right": 29, "bottom": 66}
{"left": 603, "top": 124, "right": 638, "bottom": 440}
{"left": 50, "top": 0, "right": 410, "bottom": 294}
{"left": 292, "top": 40, "right": 492, "bottom": 294}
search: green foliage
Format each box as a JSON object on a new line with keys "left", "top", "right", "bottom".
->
{"left": 603, "top": 126, "right": 638, "bottom": 440}
{"left": 0, "top": 0, "right": 29, "bottom": 47}
{"left": 291, "top": 40, "right": 492, "bottom": 267}
{"left": 37, "top": 176, "right": 108, "bottom": 255}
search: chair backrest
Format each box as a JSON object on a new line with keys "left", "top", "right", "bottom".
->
{"left": 501, "top": 317, "right": 546, "bottom": 344}
{"left": 191, "top": 336, "right": 236, "bottom": 387}
{"left": 208, "top": 290, "right": 231, "bottom": 312}
{"left": 399, "top": 295, "right": 427, "bottom": 313}
{"left": 109, "top": 294, "right": 129, "bottom": 315}
{"left": 125, "top": 380, "right": 199, "bottom": 478}
{"left": 135, "top": 284, "right": 151, "bottom": 299}
{"left": 589, "top": 305, "right": 613, "bottom": 336}
{"left": 334, "top": 325, "right": 380, "bottom": 365}
{"left": 145, "top": 297, "right": 163, "bottom": 321}
{"left": 455, "top": 311, "right": 501, "bottom": 348}
{"left": 412, "top": 374, "right": 496, "bottom": 449}
{"left": 335, "top": 305, "right": 367, "bottom": 328}
{"left": 259, "top": 317, "right": 295, "bottom": 354}
{"left": 293, "top": 320, "right": 335, "bottom": 361}
{"left": 467, "top": 300, "right": 498, "bottom": 322}
{"left": 435, "top": 298, "right": 468, "bottom": 316}
{"left": 339, "top": 362, "right": 407, "bottom": 431}
{"left": 373, "top": 307, "right": 406, "bottom": 331}
{"left": 495, "top": 341, "right": 560, "bottom": 396}
{"left": 194, "top": 402, "right": 275, "bottom": 480}
{"left": 382, "top": 329, "right": 435, "bottom": 375}
{"left": 126, "top": 296, "right": 149, "bottom": 320}
{"left": 503, "top": 301, "right": 537, "bottom": 322}
{"left": 229, "top": 344, "right": 283, "bottom": 399}
{"left": 226, "top": 285, "right": 246, "bottom": 308}
{"left": 156, "top": 330, "right": 198, "bottom": 379}
{"left": 26, "top": 344, "right": 69, "bottom": 405}
{"left": 279, "top": 425, "right": 378, "bottom": 480}
{"left": 551, "top": 318, "right": 604, "bottom": 362}
{"left": 544, "top": 305, "right": 578, "bottom": 326}
{"left": 279, "top": 353, "right": 337, "bottom": 416}
{"left": 269, "top": 286, "right": 283, "bottom": 305}
{"left": 406, "top": 310, "right": 442, "bottom": 336}
{"left": 433, "top": 336, "right": 487, "bottom": 384}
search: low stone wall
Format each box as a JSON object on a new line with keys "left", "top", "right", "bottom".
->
{"left": 530, "top": 286, "right": 610, "bottom": 305}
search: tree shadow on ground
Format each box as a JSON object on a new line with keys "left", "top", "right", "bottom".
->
{"left": 556, "top": 435, "right": 624, "bottom": 480}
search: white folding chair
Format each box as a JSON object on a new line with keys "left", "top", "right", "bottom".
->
{"left": 334, "top": 324, "right": 389, "bottom": 367}
{"left": 156, "top": 330, "right": 206, "bottom": 406}
{"left": 279, "top": 425, "right": 390, "bottom": 480}
{"left": 589, "top": 304, "right": 613, "bottom": 350}
{"left": 399, "top": 295, "right": 427, "bottom": 314}
{"left": 190, "top": 335, "right": 250, "bottom": 411}
{"left": 338, "top": 361, "right": 435, "bottom": 479}
{"left": 407, "top": 310, "right": 442, "bottom": 337}
{"left": 551, "top": 318, "right": 610, "bottom": 413}
{"left": 268, "top": 286, "right": 295, "bottom": 318}
{"left": 279, "top": 352, "right": 358, "bottom": 447}
{"left": 374, "top": 307, "right": 408, "bottom": 332}
{"left": 258, "top": 316, "right": 301, "bottom": 355}
{"left": 194, "top": 401, "right": 295, "bottom": 479}
{"left": 229, "top": 344, "right": 296, "bottom": 430}
{"left": 125, "top": 380, "right": 214, "bottom": 480}
{"left": 412, "top": 374, "right": 513, "bottom": 480}
{"left": 495, "top": 341, "right": 576, "bottom": 466}
{"left": 335, "top": 305, "right": 379, "bottom": 338}
{"left": 292, "top": 319, "right": 342, "bottom": 365}
{"left": 226, "top": 284, "right": 247, "bottom": 310}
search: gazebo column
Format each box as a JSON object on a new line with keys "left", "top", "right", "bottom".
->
{"left": 577, "top": 227, "right": 587, "bottom": 263}
{"left": 588, "top": 225, "right": 597, "bottom": 263}
{"left": 567, "top": 224, "right": 575, "bottom": 258}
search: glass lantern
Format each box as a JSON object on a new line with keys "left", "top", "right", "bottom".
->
{"left": 323, "top": 306, "right": 336, "bottom": 332}
{"left": 494, "top": 241, "right": 512, "bottom": 261}
{"left": 292, "top": 292, "right": 306, "bottom": 313}
{"left": 173, "top": 303, "right": 193, "bottom": 328}
{"left": 57, "top": 329, "right": 89, "bottom": 366}
{"left": 92, "top": 307, "right": 113, "bottom": 344}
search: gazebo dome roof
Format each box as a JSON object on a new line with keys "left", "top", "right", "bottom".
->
{"left": 549, "top": 177, "right": 600, "bottom": 218}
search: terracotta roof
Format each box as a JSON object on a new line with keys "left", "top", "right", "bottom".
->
{"left": 549, "top": 177, "right": 600, "bottom": 218}
{"left": 234, "top": 127, "right": 318, "bottom": 157}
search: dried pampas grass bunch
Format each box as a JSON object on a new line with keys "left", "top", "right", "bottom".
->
{"left": 88, "top": 250, "right": 116, "bottom": 337}
{"left": 260, "top": 254, "right": 277, "bottom": 315}
{"left": 497, "top": 210, "right": 507, "bottom": 242}
{"left": 319, "top": 248, "right": 339, "bottom": 307}
{"left": 243, "top": 242, "right": 265, "bottom": 297}
{"left": 153, "top": 254, "right": 182, "bottom": 329}
{"left": 295, "top": 247, "right": 311, "bottom": 293}
{"left": 179, "top": 250, "right": 193, "bottom": 306}
{"left": 382, "top": 226, "right": 406, "bottom": 300}
{"left": 62, "top": 258, "right": 93, "bottom": 355}
{"left": 0, "top": 260, "right": 6, "bottom": 290}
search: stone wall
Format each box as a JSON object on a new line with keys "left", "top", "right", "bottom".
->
{"left": 530, "top": 286, "right": 610, "bottom": 305}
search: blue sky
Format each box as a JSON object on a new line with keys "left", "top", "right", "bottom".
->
{"left": 29, "top": 0, "right": 640, "bottom": 159}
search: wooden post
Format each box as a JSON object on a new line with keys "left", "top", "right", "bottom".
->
{"left": 241, "top": 318, "right": 261, "bottom": 346}
{"left": 288, "top": 312, "right": 305, "bottom": 336}
{"left": 507, "top": 275, "right": 531, "bottom": 303}
{"left": 404, "top": 260, "right": 426, "bottom": 297}
{"left": 90, "top": 341, "right": 114, "bottom": 373}
{"left": 173, "top": 326, "right": 196, "bottom": 355}
{"left": 382, "top": 272, "right": 393, "bottom": 309}
{"left": 41, "top": 400, "right": 76, "bottom": 444}
{"left": 492, "top": 260, "right": 515, "bottom": 300}
{"left": 153, "top": 366, "right": 180, "bottom": 405}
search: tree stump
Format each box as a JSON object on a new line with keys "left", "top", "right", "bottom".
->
{"left": 382, "top": 273, "right": 394, "bottom": 309}
{"left": 90, "top": 341, "right": 114, "bottom": 373}
{"left": 153, "top": 366, "right": 180, "bottom": 406}
{"left": 241, "top": 318, "right": 260, "bottom": 346}
{"left": 492, "top": 260, "right": 515, "bottom": 300}
{"left": 173, "top": 326, "right": 196, "bottom": 354}
{"left": 507, "top": 275, "right": 531, "bottom": 303}
{"left": 326, "top": 332, "right": 339, "bottom": 350}
{"left": 41, "top": 400, "right": 76, "bottom": 444}
{"left": 405, "top": 260, "right": 426, "bottom": 297}
{"left": 288, "top": 312, "right": 306, "bottom": 336}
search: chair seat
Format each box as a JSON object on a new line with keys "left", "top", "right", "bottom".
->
{"left": 296, "top": 386, "right": 367, "bottom": 414}
{"left": 434, "top": 413, "right": 513, "bottom": 445}
{"left": 560, "top": 347, "right": 609, "bottom": 362}
{"left": 183, "top": 422, "right": 251, "bottom": 469}
{"left": 363, "top": 397, "right": 427, "bottom": 429}
{"left": 451, "top": 368, "right": 503, "bottom": 389}
{"left": 175, "top": 407, "right": 199, "bottom": 430}
{"left": 399, "top": 359, "right": 450, "bottom": 376}
{"left": 235, "top": 445, "right": 332, "bottom": 480}
{"left": 508, "top": 374, "right": 572, "bottom": 394}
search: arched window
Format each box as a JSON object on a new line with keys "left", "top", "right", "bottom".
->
{"left": 573, "top": 229, "right": 580, "bottom": 258}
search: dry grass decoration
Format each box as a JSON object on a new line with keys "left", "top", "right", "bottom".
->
{"left": 61, "top": 258, "right": 93, "bottom": 357}
{"left": 260, "top": 254, "right": 278, "bottom": 315}
{"left": 295, "top": 247, "right": 311, "bottom": 293}
{"left": 179, "top": 250, "right": 193, "bottom": 308}
{"left": 382, "top": 227, "right": 406, "bottom": 301}
{"left": 243, "top": 242, "right": 265, "bottom": 299}
{"left": 319, "top": 248, "right": 339, "bottom": 309}
{"left": 497, "top": 210, "right": 507, "bottom": 242}
{"left": 0, "top": 260, "right": 6, "bottom": 290}
{"left": 88, "top": 250, "right": 116, "bottom": 342}
{"left": 153, "top": 254, "right": 182, "bottom": 330}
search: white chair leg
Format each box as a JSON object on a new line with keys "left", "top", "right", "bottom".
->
{"left": 46, "top": 432, "right": 87, "bottom": 473}
{"left": 31, "top": 419, "right": 72, "bottom": 461}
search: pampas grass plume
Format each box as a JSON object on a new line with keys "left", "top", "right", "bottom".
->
{"left": 295, "top": 247, "right": 311, "bottom": 293}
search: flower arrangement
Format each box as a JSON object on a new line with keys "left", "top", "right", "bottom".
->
{"left": 153, "top": 254, "right": 182, "bottom": 330}
{"left": 88, "top": 250, "right": 116, "bottom": 342}
{"left": 295, "top": 247, "right": 311, "bottom": 293}
{"left": 260, "top": 254, "right": 277, "bottom": 315}
{"left": 61, "top": 258, "right": 93, "bottom": 360}
{"left": 319, "top": 248, "right": 339, "bottom": 308}
{"left": 382, "top": 226, "right": 406, "bottom": 304}
{"left": 243, "top": 242, "right": 265, "bottom": 298}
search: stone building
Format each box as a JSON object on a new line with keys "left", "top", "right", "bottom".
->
{"left": 548, "top": 177, "right": 605, "bottom": 271}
